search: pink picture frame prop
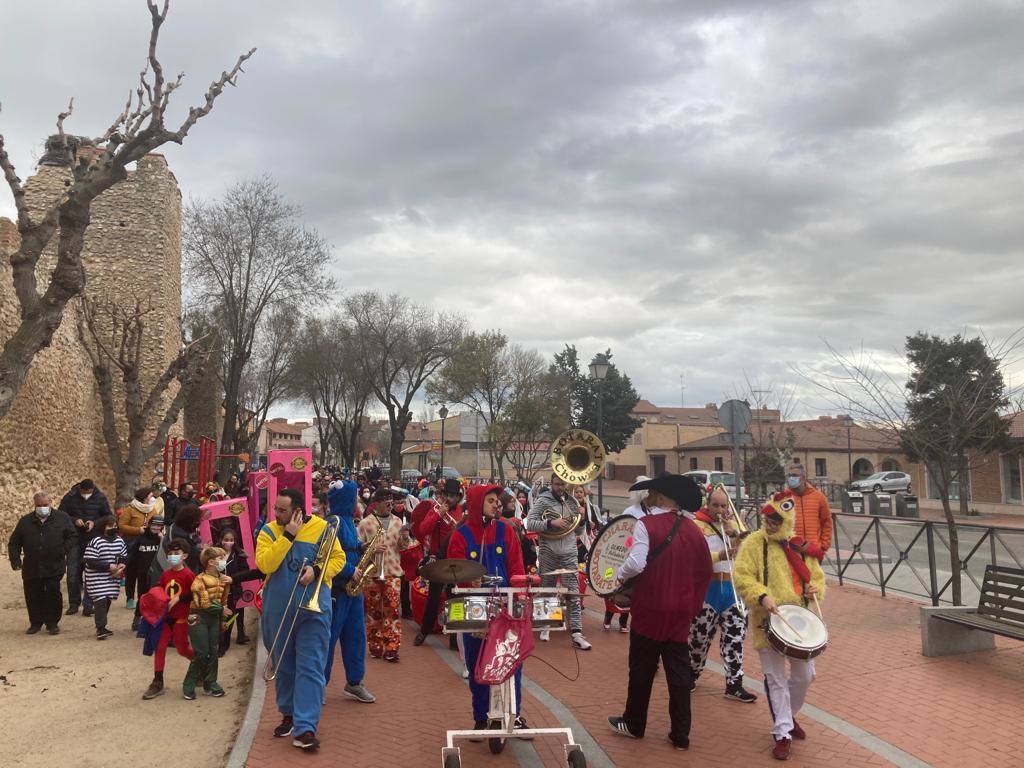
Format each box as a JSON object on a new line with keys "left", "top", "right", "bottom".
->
{"left": 267, "top": 448, "right": 313, "bottom": 513}
{"left": 199, "top": 496, "right": 260, "bottom": 608}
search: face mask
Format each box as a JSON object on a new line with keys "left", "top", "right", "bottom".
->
{"left": 81, "top": 492, "right": 93, "bottom": 499}
{"left": 501, "top": 510, "right": 515, "bottom": 519}
{"left": 104, "top": 528, "right": 117, "bottom": 538}
{"left": 167, "top": 554, "right": 183, "bottom": 567}
{"left": 786, "top": 476, "right": 802, "bottom": 489}
{"left": 215, "top": 560, "right": 227, "bottom": 573}
{"left": 35, "top": 506, "right": 51, "bottom": 518}
{"left": 222, "top": 540, "right": 235, "bottom": 550}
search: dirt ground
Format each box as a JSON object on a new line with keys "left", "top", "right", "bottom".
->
{"left": 0, "top": 565, "right": 254, "bottom": 768}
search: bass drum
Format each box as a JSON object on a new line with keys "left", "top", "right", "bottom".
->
{"left": 585, "top": 514, "right": 637, "bottom": 597}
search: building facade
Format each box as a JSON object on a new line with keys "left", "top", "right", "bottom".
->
{"left": 0, "top": 142, "right": 184, "bottom": 536}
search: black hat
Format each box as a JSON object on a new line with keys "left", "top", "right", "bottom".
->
{"left": 628, "top": 474, "right": 702, "bottom": 513}
{"left": 440, "top": 478, "right": 462, "bottom": 496}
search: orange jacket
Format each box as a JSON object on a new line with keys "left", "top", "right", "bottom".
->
{"left": 792, "top": 484, "right": 833, "bottom": 551}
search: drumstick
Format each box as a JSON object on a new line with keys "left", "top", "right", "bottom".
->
{"left": 812, "top": 592, "right": 823, "bottom": 619}
{"left": 774, "top": 611, "right": 805, "bottom": 642}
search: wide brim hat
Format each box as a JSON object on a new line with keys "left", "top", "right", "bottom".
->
{"left": 628, "top": 474, "right": 702, "bottom": 513}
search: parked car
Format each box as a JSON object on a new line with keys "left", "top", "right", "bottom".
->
{"left": 850, "top": 471, "right": 912, "bottom": 494}
{"left": 401, "top": 469, "right": 423, "bottom": 482}
{"left": 682, "top": 470, "right": 748, "bottom": 500}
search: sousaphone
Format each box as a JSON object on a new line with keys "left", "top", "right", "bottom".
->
{"left": 540, "top": 428, "right": 607, "bottom": 539}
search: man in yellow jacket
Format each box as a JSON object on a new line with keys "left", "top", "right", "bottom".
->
{"left": 733, "top": 490, "right": 825, "bottom": 762}
{"left": 257, "top": 488, "right": 345, "bottom": 752}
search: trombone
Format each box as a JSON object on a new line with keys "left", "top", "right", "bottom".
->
{"left": 710, "top": 483, "right": 748, "bottom": 618}
{"left": 263, "top": 515, "right": 341, "bottom": 682}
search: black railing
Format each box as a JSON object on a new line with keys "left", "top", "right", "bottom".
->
{"left": 823, "top": 512, "right": 1024, "bottom": 606}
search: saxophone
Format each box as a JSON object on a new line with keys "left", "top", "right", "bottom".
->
{"left": 344, "top": 523, "right": 384, "bottom": 597}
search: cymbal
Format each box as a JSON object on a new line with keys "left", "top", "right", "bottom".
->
{"left": 420, "top": 558, "right": 486, "bottom": 584}
{"left": 541, "top": 568, "right": 578, "bottom": 577}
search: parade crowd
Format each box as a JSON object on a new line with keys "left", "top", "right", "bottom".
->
{"left": 7, "top": 462, "right": 833, "bottom": 761}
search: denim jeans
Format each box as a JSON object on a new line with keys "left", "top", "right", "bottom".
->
{"left": 66, "top": 542, "right": 93, "bottom": 610}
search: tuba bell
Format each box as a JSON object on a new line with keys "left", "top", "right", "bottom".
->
{"left": 539, "top": 428, "right": 607, "bottom": 539}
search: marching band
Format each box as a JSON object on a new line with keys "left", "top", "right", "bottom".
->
{"left": 242, "top": 430, "right": 829, "bottom": 763}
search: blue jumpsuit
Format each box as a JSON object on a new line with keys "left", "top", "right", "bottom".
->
{"left": 458, "top": 520, "right": 524, "bottom": 722}
{"left": 325, "top": 481, "right": 366, "bottom": 686}
{"left": 257, "top": 515, "right": 344, "bottom": 737}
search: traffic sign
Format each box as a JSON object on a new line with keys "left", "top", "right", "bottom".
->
{"left": 181, "top": 444, "right": 201, "bottom": 461}
{"left": 718, "top": 399, "right": 752, "bottom": 434}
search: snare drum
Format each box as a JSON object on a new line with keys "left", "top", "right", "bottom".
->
{"left": 530, "top": 595, "right": 566, "bottom": 629}
{"left": 765, "top": 604, "right": 828, "bottom": 660}
{"left": 443, "top": 596, "right": 494, "bottom": 632}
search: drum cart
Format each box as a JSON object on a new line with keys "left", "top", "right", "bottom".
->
{"left": 440, "top": 585, "right": 587, "bottom": 768}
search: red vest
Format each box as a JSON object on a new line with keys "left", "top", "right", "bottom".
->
{"left": 629, "top": 513, "right": 712, "bottom": 642}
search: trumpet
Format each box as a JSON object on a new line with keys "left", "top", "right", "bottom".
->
{"left": 263, "top": 515, "right": 340, "bottom": 682}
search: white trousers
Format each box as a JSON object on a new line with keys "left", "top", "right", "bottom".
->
{"left": 758, "top": 648, "right": 815, "bottom": 740}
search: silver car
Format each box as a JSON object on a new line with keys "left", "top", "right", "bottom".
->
{"left": 850, "top": 471, "right": 912, "bottom": 493}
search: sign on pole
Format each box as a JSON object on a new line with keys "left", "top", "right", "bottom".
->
{"left": 718, "top": 399, "right": 753, "bottom": 508}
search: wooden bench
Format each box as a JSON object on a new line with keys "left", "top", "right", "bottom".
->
{"left": 920, "top": 564, "right": 1024, "bottom": 656}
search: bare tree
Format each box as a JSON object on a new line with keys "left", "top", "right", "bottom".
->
{"left": 77, "top": 296, "right": 215, "bottom": 506}
{"left": 493, "top": 367, "right": 569, "bottom": 482}
{"left": 732, "top": 374, "right": 799, "bottom": 499}
{"left": 805, "top": 332, "right": 1023, "bottom": 605}
{"left": 234, "top": 312, "right": 299, "bottom": 462}
{"left": 427, "top": 330, "right": 529, "bottom": 480}
{"left": 289, "top": 313, "right": 372, "bottom": 467}
{"left": 0, "top": 1, "right": 254, "bottom": 420}
{"left": 344, "top": 292, "right": 464, "bottom": 473}
{"left": 183, "top": 176, "right": 333, "bottom": 477}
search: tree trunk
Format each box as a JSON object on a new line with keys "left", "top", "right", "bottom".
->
{"left": 390, "top": 425, "right": 405, "bottom": 474}
{"left": 218, "top": 354, "right": 245, "bottom": 481}
{"left": 934, "top": 466, "right": 962, "bottom": 606}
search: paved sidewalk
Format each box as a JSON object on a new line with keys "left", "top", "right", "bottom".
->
{"left": 243, "top": 583, "right": 1024, "bottom": 767}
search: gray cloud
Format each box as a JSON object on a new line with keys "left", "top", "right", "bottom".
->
{"left": 2, "top": 0, "right": 1022, "bottom": 417}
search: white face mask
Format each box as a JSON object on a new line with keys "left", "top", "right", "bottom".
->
{"left": 167, "top": 554, "right": 183, "bottom": 567}
{"left": 215, "top": 560, "right": 227, "bottom": 573}
{"left": 81, "top": 492, "right": 93, "bottom": 499}
{"left": 35, "top": 506, "right": 51, "bottom": 518}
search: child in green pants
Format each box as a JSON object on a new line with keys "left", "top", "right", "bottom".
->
{"left": 183, "top": 546, "right": 232, "bottom": 699}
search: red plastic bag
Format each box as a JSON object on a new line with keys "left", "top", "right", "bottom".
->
{"left": 474, "top": 604, "right": 535, "bottom": 685}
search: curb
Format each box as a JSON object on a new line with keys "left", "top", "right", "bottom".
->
{"left": 226, "top": 627, "right": 267, "bottom": 768}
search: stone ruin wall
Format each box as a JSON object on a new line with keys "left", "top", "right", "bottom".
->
{"left": 0, "top": 147, "right": 185, "bottom": 538}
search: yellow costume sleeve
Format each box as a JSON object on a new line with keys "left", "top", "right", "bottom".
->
{"left": 255, "top": 523, "right": 293, "bottom": 575}
{"left": 808, "top": 555, "right": 827, "bottom": 602}
{"left": 732, "top": 532, "right": 769, "bottom": 608}
{"left": 324, "top": 536, "right": 346, "bottom": 585}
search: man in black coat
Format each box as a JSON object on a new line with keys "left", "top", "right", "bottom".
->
{"left": 57, "top": 478, "right": 113, "bottom": 615}
{"left": 8, "top": 492, "right": 76, "bottom": 634}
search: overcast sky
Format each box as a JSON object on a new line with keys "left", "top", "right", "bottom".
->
{"left": 2, "top": 0, "right": 1022, "bottom": 420}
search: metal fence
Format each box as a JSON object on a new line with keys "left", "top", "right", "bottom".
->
{"left": 736, "top": 499, "right": 1024, "bottom": 606}
{"left": 822, "top": 513, "right": 1023, "bottom": 606}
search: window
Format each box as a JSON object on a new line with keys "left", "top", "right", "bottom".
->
{"left": 927, "top": 466, "right": 971, "bottom": 501}
{"left": 689, "top": 457, "right": 698, "bottom": 471}
{"left": 714, "top": 457, "right": 724, "bottom": 471}
{"left": 632, "top": 430, "right": 644, "bottom": 446}
{"left": 814, "top": 458, "right": 827, "bottom": 478}
{"left": 1002, "top": 455, "right": 1022, "bottom": 504}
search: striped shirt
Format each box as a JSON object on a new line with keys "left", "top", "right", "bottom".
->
{"left": 84, "top": 535, "right": 128, "bottom": 601}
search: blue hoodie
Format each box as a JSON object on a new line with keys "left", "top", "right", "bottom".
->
{"left": 328, "top": 480, "right": 361, "bottom": 584}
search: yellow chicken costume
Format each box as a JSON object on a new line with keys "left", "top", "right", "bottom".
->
{"left": 733, "top": 490, "right": 827, "bottom": 753}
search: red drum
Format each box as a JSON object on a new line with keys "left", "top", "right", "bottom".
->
{"left": 410, "top": 577, "right": 444, "bottom": 632}
{"left": 400, "top": 542, "right": 423, "bottom": 581}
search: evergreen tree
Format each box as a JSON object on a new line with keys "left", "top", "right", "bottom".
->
{"left": 549, "top": 345, "right": 642, "bottom": 454}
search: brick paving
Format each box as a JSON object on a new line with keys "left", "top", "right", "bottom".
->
{"left": 244, "top": 583, "right": 1024, "bottom": 768}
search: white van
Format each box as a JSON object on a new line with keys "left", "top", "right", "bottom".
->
{"left": 682, "top": 470, "right": 748, "bottom": 499}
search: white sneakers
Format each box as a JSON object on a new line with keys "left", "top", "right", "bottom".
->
{"left": 539, "top": 630, "right": 550, "bottom": 642}
{"left": 572, "top": 632, "right": 592, "bottom": 651}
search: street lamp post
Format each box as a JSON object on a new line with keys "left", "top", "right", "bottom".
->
{"left": 589, "top": 353, "right": 610, "bottom": 513}
{"left": 439, "top": 405, "right": 449, "bottom": 476}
